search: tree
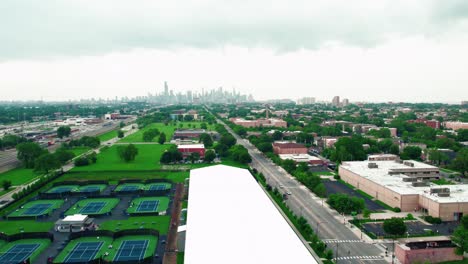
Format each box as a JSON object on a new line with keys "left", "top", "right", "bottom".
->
{"left": 362, "top": 208, "right": 371, "bottom": 218}
{"left": 200, "top": 122, "right": 208, "bottom": 129}
{"left": 257, "top": 142, "right": 273, "bottom": 153}
{"left": 57, "top": 126, "right": 71, "bottom": 139}
{"left": 383, "top": 217, "right": 407, "bottom": 237}
{"left": 2, "top": 180, "right": 12, "bottom": 191}
{"left": 189, "top": 152, "right": 200, "bottom": 163}
{"left": 214, "top": 143, "right": 229, "bottom": 157}
{"left": 427, "top": 149, "right": 449, "bottom": 165}
{"left": 220, "top": 134, "right": 236, "bottom": 148}
{"left": 313, "top": 183, "right": 327, "bottom": 197}
{"left": 401, "top": 146, "right": 422, "bottom": 160}
{"left": 143, "top": 128, "right": 159, "bottom": 142}
{"left": 54, "top": 148, "right": 75, "bottom": 165}
{"left": 160, "top": 146, "right": 183, "bottom": 164}
{"left": 229, "top": 145, "right": 251, "bottom": 164}
{"left": 452, "top": 148, "right": 468, "bottom": 176}
{"left": 119, "top": 121, "right": 125, "bottom": 128}
{"left": 74, "top": 157, "right": 90, "bottom": 166}
{"left": 389, "top": 144, "right": 400, "bottom": 155}
{"left": 204, "top": 149, "right": 216, "bottom": 163}
{"left": 457, "top": 129, "right": 468, "bottom": 142}
{"left": 34, "top": 153, "right": 61, "bottom": 173}
{"left": 234, "top": 126, "right": 247, "bottom": 137}
{"left": 272, "top": 131, "right": 283, "bottom": 141}
{"left": 327, "top": 193, "right": 365, "bottom": 214}
{"left": 117, "top": 130, "right": 125, "bottom": 138}
{"left": 117, "top": 144, "right": 139, "bottom": 162}
{"left": 158, "top": 132, "right": 166, "bottom": 144}
{"left": 199, "top": 133, "right": 213, "bottom": 147}
{"left": 282, "top": 159, "right": 297, "bottom": 174}
{"left": 16, "top": 142, "right": 46, "bottom": 168}
{"left": 453, "top": 215, "right": 468, "bottom": 255}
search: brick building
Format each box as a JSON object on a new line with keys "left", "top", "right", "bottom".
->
{"left": 272, "top": 142, "right": 308, "bottom": 155}
{"left": 177, "top": 144, "right": 205, "bottom": 158}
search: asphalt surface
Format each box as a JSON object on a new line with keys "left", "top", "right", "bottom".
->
{"left": 214, "top": 117, "right": 390, "bottom": 263}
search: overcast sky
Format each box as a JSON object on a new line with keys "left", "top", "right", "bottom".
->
{"left": 1, "top": 0, "right": 468, "bottom": 102}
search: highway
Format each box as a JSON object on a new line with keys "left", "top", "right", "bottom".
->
{"left": 216, "top": 117, "right": 391, "bottom": 263}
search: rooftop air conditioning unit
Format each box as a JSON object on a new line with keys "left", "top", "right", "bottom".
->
{"left": 368, "top": 163, "right": 378, "bottom": 169}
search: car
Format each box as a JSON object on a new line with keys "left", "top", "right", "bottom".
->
{"left": 286, "top": 191, "right": 292, "bottom": 195}
{"left": 279, "top": 184, "right": 284, "bottom": 188}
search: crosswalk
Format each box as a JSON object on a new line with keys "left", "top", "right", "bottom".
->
{"left": 323, "top": 239, "right": 363, "bottom": 243}
{"left": 334, "top": 255, "right": 385, "bottom": 261}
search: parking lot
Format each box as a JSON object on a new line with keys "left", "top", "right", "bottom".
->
{"left": 323, "top": 180, "right": 385, "bottom": 211}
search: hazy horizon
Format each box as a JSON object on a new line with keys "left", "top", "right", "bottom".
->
{"left": 1, "top": 0, "right": 468, "bottom": 103}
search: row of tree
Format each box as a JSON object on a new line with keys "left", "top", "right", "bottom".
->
{"left": 16, "top": 142, "right": 76, "bottom": 173}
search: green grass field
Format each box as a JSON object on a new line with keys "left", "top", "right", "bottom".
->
{"left": 53, "top": 236, "right": 113, "bottom": 263}
{"left": 98, "top": 129, "right": 119, "bottom": 142}
{"left": 115, "top": 183, "right": 145, "bottom": 192}
{"left": 431, "top": 178, "right": 455, "bottom": 185}
{"left": 100, "top": 216, "right": 171, "bottom": 234}
{"left": 65, "top": 198, "right": 120, "bottom": 216}
{"left": 104, "top": 235, "right": 158, "bottom": 261}
{"left": 8, "top": 199, "right": 64, "bottom": 218}
{"left": 119, "top": 122, "right": 214, "bottom": 143}
{"left": 127, "top": 197, "right": 170, "bottom": 214}
{"left": 0, "top": 238, "right": 51, "bottom": 263}
{"left": 60, "top": 171, "right": 189, "bottom": 184}
{"left": 0, "top": 167, "right": 40, "bottom": 186}
{"left": 0, "top": 220, "right": 54, "bottom": 235}
{"left": 72, "top": 144, "right": 171, "bottom": 172}
{"left": 70, "top": 146, "right": 91, "bottom": 157}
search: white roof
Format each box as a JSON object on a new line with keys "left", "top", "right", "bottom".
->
{"left": 177, "top": 144, "right": 204, "bottom": 149}
{"left": 63, "top": 214, "right": 88, "bottom": 222}
{"left": 279, "top": 154, "right": 321, "bottom": 161}
{"left": 185, "top": 165, "right": 317, "bottom": 264}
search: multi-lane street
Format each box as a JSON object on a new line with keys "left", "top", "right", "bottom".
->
{"left": 217, "top": 117, "right": 391, "bottom": 263}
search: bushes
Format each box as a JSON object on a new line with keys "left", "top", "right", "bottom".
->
{"left": 424, "top": 215, "right": 442, "bottom": 224}
{"left": 68, "top": 136, "right": 100, "bottom": 148}
{"left": 74, "top": 152, "right": 97, "bottom": 167}
{"left": 327, "top": 193, "right": 365, "bottom": 214}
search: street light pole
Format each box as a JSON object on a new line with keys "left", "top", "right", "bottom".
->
{"left": 336, "top": 242, "right": 339, "bottom": 264}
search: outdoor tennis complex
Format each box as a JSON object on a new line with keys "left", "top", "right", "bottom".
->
{"left": 7, "top": 199, "right": 64, "bottom": 218}
{"left": 53, "top": 235, "right": 157, "bottom": 263}
{"left": 65, "top": 198, "right": 120, "bottom": 216}
{"left": 47, "top": 184, "right": 107, "bottom": 194}
{"left": 115, "top": 182, "right": 171, "bottom": 192}
{"left": 126, "top": 197, "right": 170, "bottom": 215}
{"left": 0, "top": 239, "right": 51, "bottom": 263}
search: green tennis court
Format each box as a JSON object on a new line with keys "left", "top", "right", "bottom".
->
{"left": 8, "top": 200, "right": 64, "bottom": 218}
{"left": 126, "top": 197, "right": 169, "bottom": 214}
{"left": 53, "top": 236, "right": 113, "bottom": 264}
{"left": 145, "top": 182, "right": 171, "bottom": 191}
{"left": 76, "top": 184, "right": 107, "bottom": 193}
{"left": 65, "top": 198, "right": 120, "bottom": 216}
{"left": 115, "top": 183, "right": 145, "bottom": 192}
{"left": 0, "top": 239, "right": 51, "bottom": 264}
{"left": 104, "top": 235, "right": 158, "bottom": 262}
{"left": 46, "top": 185, "right": 79, "bottom": 194}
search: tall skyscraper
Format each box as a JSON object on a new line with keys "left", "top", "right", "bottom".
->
{"left": 332, "top": 96, "right": 340, "bottom": 106}
{"left": 164, "top": 81, "right": 169, "bottom": 96}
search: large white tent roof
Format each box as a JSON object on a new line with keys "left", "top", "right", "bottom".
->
{"left": 185, "top": 165, "right": 318, "bottom": 264}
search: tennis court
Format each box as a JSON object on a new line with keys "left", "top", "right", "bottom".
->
{"left": 0, "top": 243, "right": 39, "bottom": 263}
{"left": 146, "top": 183, "right": 170, "bottom": 191}
{"left": 64, "top": 241, "right": 104, "bottom": 263}
{"left": 126, "top": 197, "right": 169, "bottom": 214}
{"left": 47, "top": 185, "right": 79, "bottom": 194}
{"left": 115, "top": 183, "right": 144, "bottom": 192}
{"left": 113, "top": 240, "right": 149, "bottom": 261}
{"left": 80, "top": 202, "right": 107, "bottom": 214}
{"left": 8, "top": 199, "right": 64, "bottom": 218}
{"left": 77, "top": 184, "right": 106, "bottom": 193}
{"left": 65, "top": 198, "right": 120, "bottom": 216}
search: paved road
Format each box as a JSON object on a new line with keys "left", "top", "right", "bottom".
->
{"left": 215, "top": 117, "right": 391, "bottom": 263}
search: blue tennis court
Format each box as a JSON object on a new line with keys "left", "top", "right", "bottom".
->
{"left": 136, "top": 200, "right": 160, "bottom": 212}
{"left": 79, "top": 202, "right": 106, "bottom": 214}
{"left": 79, "top": 186, "right": 101, "bottom": 193}
{"left": 148, "top": 184, "right": 167, "bottom": 191}
{"left": 23, "top": 203, "right": 52, "bottom": 216}
{"left": 114, "top": 240, "right": 148, "bottom": 261}
{"left": 118, "top": 185, "right": 140, "bottom": 192}
{"left": 0, "top": 243, "right": 40, "bottom": 263}
{"left": 64, "top": 242, "right": 103, "bottom": 263}
{"left": 48, "top": 186, "right": 76, "bottom": 193}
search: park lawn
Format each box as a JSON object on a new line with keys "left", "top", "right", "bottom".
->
{"left": 0, "top": 167, "right": 40, "bottom": 186}
{"left": 127, "top": 197, "right": 170, "bottom": 214}
{"left": 72, "top": 144, "right": 171, "bottom": 172}
{"left": 0, "top": 238, "right": 51, "bottom": 263}
{"left": 0, "top": 220, "right": 54, "bottom": 235}
{"left": 104, "top": 235, "right": 158, "bottom": 261}
{"left": 119, "top": 122, "right": 214, "bottom": 143}
{"left": 60, "top": 171, "right": 189, "bottom": 184}
{"left": 98, "top": 129, "right": 119, "bottom": 142}
{"left": 53, "top": 236, "right": 113, "bottom": 263}
{"left": 70, "top": 146, "right": 91, "bottom": 157}
{"left": 65, "top": 198, "right": 120, "bottom": 215}
{"left": 177, "top": 253, "right": 185, "bottom": 264}
{"left": 100, "top": 215, "right": 171, "bottom": 235}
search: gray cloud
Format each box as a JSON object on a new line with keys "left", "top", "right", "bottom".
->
{"left": 1, "top": 0, "right": 468, "bottom": 60}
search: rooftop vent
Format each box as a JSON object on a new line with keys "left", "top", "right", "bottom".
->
{"left": 430, "top": 188, "right": 451, "bottom": 195}
{"left": 368, "top": 163, "right": 378, "bottom": 169}
{"left": 403, "top": 161, "right": 415, "bottom": 167}
{"left": 412, "top": 181, "right": 429, "bottom": 187}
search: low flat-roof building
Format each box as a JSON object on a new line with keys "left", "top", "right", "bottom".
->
{"left": 173, "top": 129, "right": 207, "bottom": 140}
{"left": 395, "top": 237, "right": 463, "bottom": 264}
{"left": 177, "top": 144, "right": 205, "bottom": 158}
{"left": 279, "top": 154, "right": 325, "bottom": 166}
{"left": 273, "top": 141, "right": 308, "bottom": 155}
{"left": 54, "top": 214, "right": 94, "bottom": 233}
{"left": 339, "top": 160, "right": 468, "bottom": 221}
{"left": 185, "top": 165, "right": 318, "bottom": 264}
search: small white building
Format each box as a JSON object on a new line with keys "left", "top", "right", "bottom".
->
{"left": 54, "top": 214, "right": 94, "bottom": 233}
